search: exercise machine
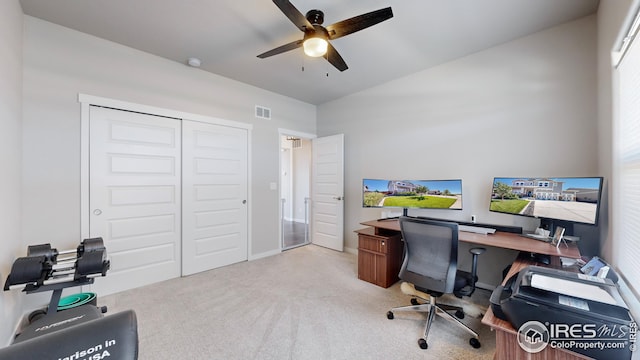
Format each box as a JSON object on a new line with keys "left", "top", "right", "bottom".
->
{"left": 0, "top": 238, "right": 138, "bottom": 360}
{"left": 4, "top": 238, "right": 110, "bottom": 317}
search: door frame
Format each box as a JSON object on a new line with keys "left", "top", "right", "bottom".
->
{"left": 277, "top": 128, "right": 316, "bottom": 251}
{"left": 79, "top": 94, "right": 253, "bottom": 268}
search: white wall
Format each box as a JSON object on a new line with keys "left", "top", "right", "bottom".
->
{"left": 0, "top": 0, "right": 24, "bottom": 346}
{"left": 317, "top": 16, "right": 598, "bottom": 285}
{"left": 292, "top": 139, "right": 311, "bottom": 223}
{"left": 278, "top": 137, "right": 310, "bottom": 224}
{"left": 22, "top": 16, "right": 316, "bottom": 260}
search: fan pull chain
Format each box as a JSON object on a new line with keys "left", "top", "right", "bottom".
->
{"left": 324, "top": 53, "right": 329, "bottom": 77}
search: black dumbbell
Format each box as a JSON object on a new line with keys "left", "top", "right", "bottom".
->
{"left": 28, "top": 243, "right": 80, "bottom": 265}
{"left": 75, "top": 249, "right": 110, "bottom": 279}
{"left": 3, "top": 256, "right": 52, "bottom": 289}
{"left": 28, "top": 238, "right": 105, "bottom": 264}
{"left": 27, "top": 244, "right": 59, "bottom": 263}
{"left": 76, "top": 238, "right": 105, "bottom": 257}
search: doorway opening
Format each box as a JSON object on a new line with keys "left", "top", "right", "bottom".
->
{"left": 279, "top": 131, "right": 313, "bottom": 250}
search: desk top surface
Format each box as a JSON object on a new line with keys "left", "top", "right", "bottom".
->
{"left": 360, "top": 219, "right": 581, "bottom": 258}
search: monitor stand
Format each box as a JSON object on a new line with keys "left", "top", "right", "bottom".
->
{"left": 539, "top": 218, "right": 574, "bottom": 237}
{"left": 377, "top": 208, "right": 409, "bottom": 221}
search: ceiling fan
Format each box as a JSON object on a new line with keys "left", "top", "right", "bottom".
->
{"left": 257, "top": 0, "right": 393, "bottom": 72}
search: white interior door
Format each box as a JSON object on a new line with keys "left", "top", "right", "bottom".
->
{"left": 182, "top": 120, "right": 248, "bottom": 276}
{"left": 89, "top": 106, "right": 182, "bottom": 295}
{"left": 311, "top": 134, "right": 344, "bottom": 251}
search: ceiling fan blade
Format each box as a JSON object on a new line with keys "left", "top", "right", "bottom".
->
{"left": 325, "top": 43, "right": 348, "bottom": 72}
{"left": 257, "top": 39, "right": 303, "bottom": 58}
{"left": 326, "top": 7, "right": 393, "bottom": 40}
{"left": 272, "top": 0, "right": 315, "bottom": 32}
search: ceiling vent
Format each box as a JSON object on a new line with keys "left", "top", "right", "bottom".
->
{"left": 255, "top": 105, "right": 271, "bottom": 120}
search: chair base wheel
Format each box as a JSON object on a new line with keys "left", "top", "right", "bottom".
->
{"left": 418, "top": 338, "right": 428, "bottom": 349}
{"left": 455, "top": 309, "right": 465, "bottom": 319}
{"left": 470, "top": 337, "right": 481, "bottom": 348}
{"left": 386, "top": 311, "right": 394, "bottom": 320}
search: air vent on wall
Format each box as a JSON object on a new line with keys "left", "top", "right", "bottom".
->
{"left": 255, "top": 105, "right": 271, "bottom": 120}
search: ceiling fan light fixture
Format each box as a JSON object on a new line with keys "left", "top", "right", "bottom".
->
{"left": 258, "top": 3, "right": 392, "bottom": 72}
{"left": 303, "top": 37, "right": 328, "bottom": 57}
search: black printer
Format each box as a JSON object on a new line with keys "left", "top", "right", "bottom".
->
{"left": 491, "top": 265, "right": 634, "bottom": 360}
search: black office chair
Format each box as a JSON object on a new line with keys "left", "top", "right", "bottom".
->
{"left": 386, "top": 216, "right": 485, "bottom": 350}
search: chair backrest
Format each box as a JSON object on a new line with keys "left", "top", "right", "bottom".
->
{"left": 398, "top": 216, "right": 458, "bottom": 294}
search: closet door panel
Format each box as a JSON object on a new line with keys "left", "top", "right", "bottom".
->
{"left": 182, "top": 120, "right": 248, "bottom": 275}
{"left": 89, "top": 106, "right": 182, "bottom": 295}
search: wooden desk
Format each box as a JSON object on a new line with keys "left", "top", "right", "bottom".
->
{"left": 358, "top": 219, "right": 585, "bottom": 358}
{"left": 360, "top": 219, "right": 581, "bottom": 258}
{"left": 356, "top": 219, "right": 580, "bottom": 288}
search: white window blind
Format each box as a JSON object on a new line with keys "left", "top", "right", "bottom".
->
{"left": 614, "top": 11, "right": 640, "bottom": 297}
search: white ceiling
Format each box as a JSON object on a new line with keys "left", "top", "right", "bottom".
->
{"left": 20, "top": 0, "right": 599, "bottom": 105}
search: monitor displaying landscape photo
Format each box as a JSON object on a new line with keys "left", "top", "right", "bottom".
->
{"left": 489, "top": 177, "right": 603, "bottom": 225}
{"left": 362, "top": 179, "right": 463, "bottom": 210}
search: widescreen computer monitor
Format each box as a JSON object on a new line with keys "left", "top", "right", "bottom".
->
{"left": 362, "top": 179, "right": 463, "bottom": 214}
{"left": 489, "top": 177, "right": 603, "bottom": 233}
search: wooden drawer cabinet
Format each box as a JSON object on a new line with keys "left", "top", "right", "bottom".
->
{"left": 359, "top": 233, "right": 391, "bottom": 253}
{"left": 356, "top": 227, "right": 403, "bottom": 288}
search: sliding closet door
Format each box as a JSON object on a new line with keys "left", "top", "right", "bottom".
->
{"left": 182, "top": 120, "right": 248, "bottom": 275}
{"left": 89, "top": 106, "right": 182, "bottom": 295}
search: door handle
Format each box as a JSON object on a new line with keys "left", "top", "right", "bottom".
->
{"left": 333, "top": 196, "right": 343, "bottom": 201}
{"left": 93, "top": 209, "right": 102, "bottom": 216}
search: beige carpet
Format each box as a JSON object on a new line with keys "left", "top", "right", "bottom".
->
{"left": 99, "top": 245, "right": 496, "bottom": 359}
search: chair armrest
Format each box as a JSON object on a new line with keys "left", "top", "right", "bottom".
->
{"left": 469, "top": 247, "right": 487, "bottom": 294}
{"left": 469, "top": 247, "right": 486, "bottom": 256}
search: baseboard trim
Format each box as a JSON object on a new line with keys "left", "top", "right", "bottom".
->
{"left": 248, "top": 248, "right": 281, "bottom": 261}
{"left": 476, "top": 282, "right": 496, "bottom": 292}
{"left": 345, "top": 246, "right": 357, "bottom": 255}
